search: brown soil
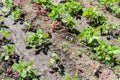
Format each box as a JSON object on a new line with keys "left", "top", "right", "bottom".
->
{"left": 0, "top": 0, "right": 120, "bottom": 80}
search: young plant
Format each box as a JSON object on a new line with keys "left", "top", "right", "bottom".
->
{"left": 100, "top": 0, "right": 119, "bottom": 6}
{"left": 35, "top": 0, "right": 54, "bottom": 6}
{"left": 94, "top": 41, "right": 120, "bottom": 67}
{"left": 48, "top": 4, "right": 64, "bottom": 19}
{"left": 111, "top": 5, "right": 120, "bottom": 17}
{"left": 49, "top": 53, "right": 59, "bottom": 66}
{"left": 78, "top": 26, "right": 101, "bottom": 44}
{"left": 82, "top": 7, "right": 106, "bottom": 26}
{"left": 64, "top": 1, "right": 81, "bottom": 15}
{"left": 12, "top": 60, "right": 36, "bottom": 79}
{"left": 11, "top": 7, "right": 21, "bottom": 18}
{"left": 0, "top": 28, "right": 11, "bottom": 37}
{"left": 49, "top": 1, "right": 81, "bottom": 29}
{"left": 1, "top": 44, "right": 15, "bottom": 60}
{"left": 62, "top": 15, "right": 76, "bottom": 28}
{"left": 62, "top": 71, "right": 81, "bottom": 80}
{"left": 0, "top": 16, "right": 4, "bottom": 22}
{"left": 100, "top": 22, "right": 117, "bottom": 34}
{"left": 82, "top": 7, "right": 100, "bottom": 19}
{"left": 4, "top": 0, "right": 14, "bottom": 8}
{"left": 25, "top": 29, "right": 49, "bottom": 47}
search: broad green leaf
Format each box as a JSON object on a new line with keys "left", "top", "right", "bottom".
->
{"left": 105, "top": 55, "right": 111, "bottom": 61}
{"left": 21, "top": 69, "right": 27, "bottom": 78}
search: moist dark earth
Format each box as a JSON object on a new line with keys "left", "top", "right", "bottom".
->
{"left": 0, "top": 0, "right": 120, "bottom": 80}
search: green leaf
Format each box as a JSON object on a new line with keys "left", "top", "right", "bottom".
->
{"left": 8, "top": 45, "right": 15, "bottom": 51}
{"left": 42, "top": 33, "right": 49, "bottom": 39}
{"left": 12, "top": 63, "right": 19, "bottom": 70}
{"left": 105, "top": 55, "right": 111, "bottom": 61}
{"left": 97, "top": 53, "right": 103, "bottom": 60}
{"left": 29, "top": 61, "right": 34, "bottom": 66}
{"left": 2, "top": 45, "right": 8, "bottom": 50}
{"left": 21, "top": 69, "right": 27, "bottom": 78}
{"left": 0, "top": 16, "right": 4, "bottom": 21}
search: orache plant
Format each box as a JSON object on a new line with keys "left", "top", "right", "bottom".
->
{"left": 78, "top": 26, "right": 101, "bottom": 44}
{"left": 49, "top": 1, "right": 81, "bottom": 28}
{"left": 62, "top": 15, "right": 76, "bottom": 28}
{"left": 99, "top": 0, "right": 119, "bottom": 6}
{"left": 100, "top": 22, "right": 117, "bottom": 34}
{"left": 82, "top": 7, "right": 106, "bottom": 26}
{"left": 64, "top": 1, "right": 81, "bottom": 16}
{"left": 94, "top": 41, "right": 120, "bottom": 67}
{"left": 11, "top": 7, "right": 21, "bottom": 18}
{"left": 35, "top": 0, "right": 54, "bottom": 6}
{"left": 82, "top": 7, "right": 100, "bottom": 19}
{"left": 1, "top": 44, "right": 15, "bottom": 60}
{"left": 49, "top": 53, "right": 59, "bottom": 66}
{"left": 0, "top": 28, "right": 11, "bottom": 37}
{"left": 4, "top": 0, "right": 14, "bottom": 8}
{"left": 62, "top": 71, "right": 81, "bottom": 80}
{"left": 48, "top": 4, "right": 64, "bottom": 19}
{"left": 25, "top": 29, "right": 49, "bottom": 47}
{"left": 12, "top": 60, "right": 36, "bottom": 79}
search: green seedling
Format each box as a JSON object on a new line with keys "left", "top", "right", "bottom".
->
{"left": 100, "top": 0, "right": 119, "bottom": 6}
{"left": 11, "top": 7, "right": 21, "bottom": 18}
{"left": 49, "top": 1, "right": 81, "bottom": 29}
{"left": 36, "top": 0, "right": 54, "bottom": 6}
{"left": 100, "top": 22, "right": 117, "bottom": 34}
{"left": 12, "top": 60, "right": 36, "bottom": 80}
{"left": 1, "top": 44, "right": 14, "bottom": 60}
{"left": 111, "top": 5, "right": 120, "bottom": 16}
{"left": 49, "top": 53, "right": 59, "bottom": 66}
{"left": 4, "top": 0, "right": 14, "bottom": 8}
{"left": 49, "top": 4, "right": 64, "bottom": 19}
{"left": 118, "top": 36, "right": 120, "bottom": 42}
{"left": 82, "top": 7, "right": 106, "bottom": 25}
{"left": 25, "top": 29, "right": 49, "bottom": 47}
{"left": 64, "top": 1, "right": 81, "bottom": 15}
{"left": 62, "top": 15, "right": 76, "bottom": 28}
{"left": 62, "top": 71, "right": 81, "bottom": 80}
{"left": 0, "top": 16, "right": 4, "bottom": 21}
{"left": 94, "top": 40, "right": 120, "bottom": 67}
{"left": 24, "top": 22, "right": 31, "bottom": 29}
{"left": 100, "top": 0, "right": 120, "bottom": 17}
{"left": 82, "top": 7, "right": 100, "bottom": 18}
{"left": 78, "top": 26, "right": 101, "bottom": 44}
{"left": 0, "top": 28, "right": 11, "bottom": 37}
